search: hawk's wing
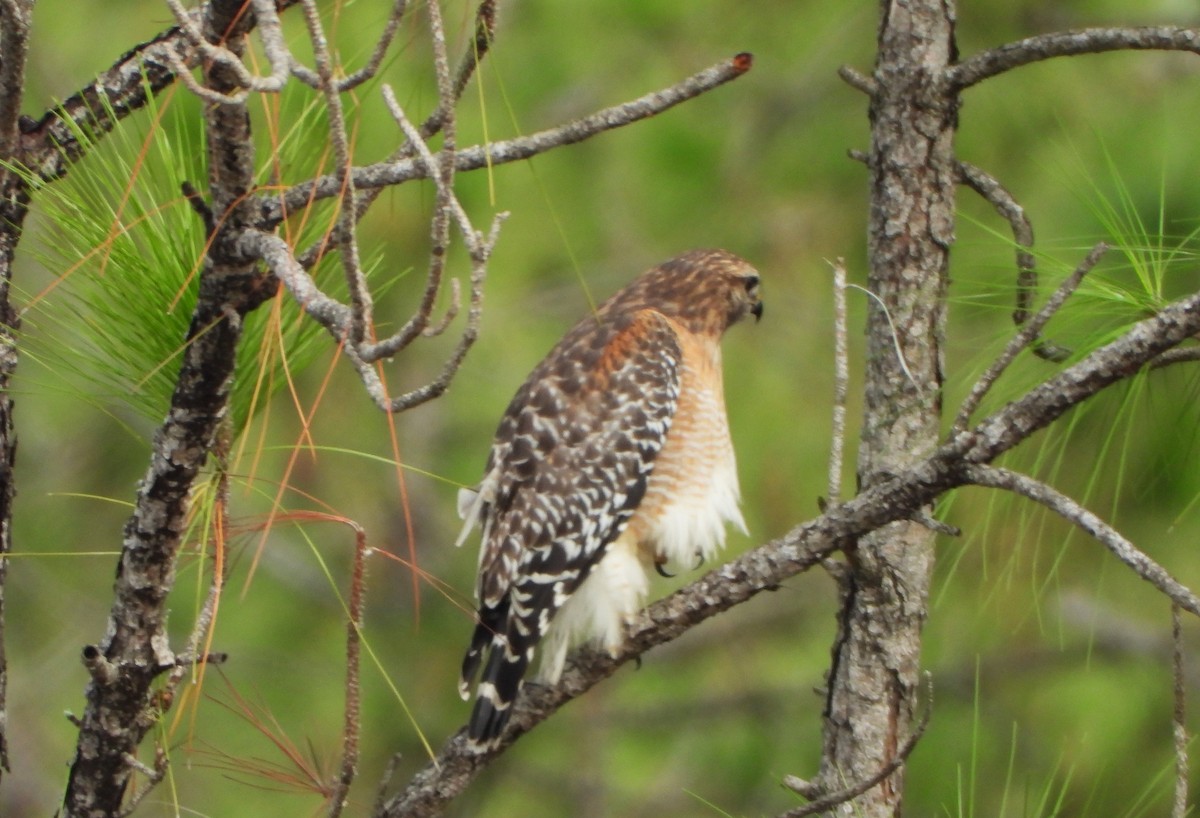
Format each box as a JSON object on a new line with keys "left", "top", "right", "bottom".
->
{"left": 458, "top": 308, "right": 682, "bottom": 746}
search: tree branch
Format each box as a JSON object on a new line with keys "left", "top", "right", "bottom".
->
{"left": 263, "top": 52, "right": 754, "bottom": 228}
{"left": 780, "top": 684, "right": 930, "bottom": 818}
{"left": 948, "top": 26, "right": 1200, "bottom": 90}
{"left": 60, "top": 0, "right": 272, "bottom": 812}
{"left": 952, "top": 243, "right": 1104, "bottom": 433}
{"left": 963, "top": 465, "right": 1200, "bottom": 616}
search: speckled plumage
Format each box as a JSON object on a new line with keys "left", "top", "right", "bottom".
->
{"left": 456, "top": 249, "right": 762, "bottom": 748}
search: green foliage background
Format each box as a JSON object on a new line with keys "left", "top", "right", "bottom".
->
{"left": 7, "top": 0, "right": 1200, "bottom": 816}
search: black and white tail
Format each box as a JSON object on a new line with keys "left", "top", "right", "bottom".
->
{"left": 459, "top": 597, "right": 539, "bottom": 750}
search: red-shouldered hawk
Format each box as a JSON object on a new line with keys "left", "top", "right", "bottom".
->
{"left": 456, "top": 248, "right": 762, "bottom": 748}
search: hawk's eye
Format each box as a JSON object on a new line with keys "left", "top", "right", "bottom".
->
{"left": 743, "top": 274, "right": 760, "bottom": 294}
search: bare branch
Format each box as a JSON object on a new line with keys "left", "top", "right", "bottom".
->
{"left": 114, "top": 747, "right": 167, "bottom": 818}
{"left": 949, "top": 26, "right": 1200, "bottom": 90}
{"left": 294, "top": 0, "right": 495, "bottom": 273}
{"left": 952, "top": 243, "right": 1105, "bottom": 433}
{"left": 9, "top": 1, "right": 298, "bottom": 186}
{"left": 300, "top": 0, "right": 373, "bottom": 346}
{"left": 450, "top": 0, "right": 498, "bottom": 101}
{"left": 837, "top": 64, "right": 876, "bottom": 95}
{"left": 265, "top": 52, "right": 755, "bottom": 227}
{"left": 955, "top": 161, "right": 1035, "bottom": 317}
{"left": 337, "top": 0, "right": 408, "bottom": 91}
{"left": 383, "top": 211, "right": 505, "bottom": 413}
{"left": 0, "top": 0, "right": 32, "bottom": 162}
{"left": 365, "top": 26, "right": 460, "bottom": 361}
{"left": 779, "top": 683, "right": 930, "bottom": 818}
{"left": 241, "top": 229, "right": 352, "bottom": 336}
{"left": 1151, "top": 345, "right": 1200, "bottom": 370}
{"left": 954, "top": 160, "right": 1073, "bottom": 362}
{"left": 162, "top": 0, "right": 293, "bottom": 103}
{"left": 0, "top": 0, "right": 31, "bottom": 784}
{"left": 964, "top": 465, "right": 1200, "bottom": 617}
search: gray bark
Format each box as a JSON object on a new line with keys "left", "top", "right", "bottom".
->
{"left": 815, "top": 2, "right": 958, "bottom": 813}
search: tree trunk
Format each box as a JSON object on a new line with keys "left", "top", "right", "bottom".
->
{"left": 816, "top": 2, "right": 958, "bottom": 814}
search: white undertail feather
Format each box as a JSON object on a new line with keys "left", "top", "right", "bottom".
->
{"left": 538, "top": 530, "right": 649, "bottom": 684}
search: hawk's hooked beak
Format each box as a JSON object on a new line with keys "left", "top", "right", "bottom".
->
{"left": 751, "top": 300, "right": 764, "bottom": 322}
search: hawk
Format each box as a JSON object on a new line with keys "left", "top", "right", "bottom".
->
{"left": 456, "top": 248, "right": 762, "bottom": 748}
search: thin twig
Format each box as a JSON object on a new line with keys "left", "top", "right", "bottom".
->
{"left": 451, "top": 0, "right": 498, "bottom": 101}
{"left": 948, "top": 26, "right": 1200, "bottom": 90}
{"left": 114, "top": 748, "right": 167, "bottom": 818}
{"left": 827, "top": 258, "right": 849, "bottom": 505}
{"left": 952, "top": 243, "right": 1106, "bottom": 434}
{"left": 1173, "top": 604, "right": 1189, "bottom": 818}
{"left": 963, "top": 465, "right": 1200, "bottom": 617}
{"left": 364, "top": 0, "right": 459, "bottom": 363}
{"left": 780, "top": 676, "right": 931, "bottom": 818}
{"left": 337, "top": 0, "right": 408, "bottom": 91}
{"left": 954, "top": 160, "right": 1073, "bottom": 362}
{"left": 294, "top": 0, "right": 494, "bottom": 273}
{"left": 301, "top": 0, "right": 373, "bottom": 346}
{"left": 1151, "top": 345, "right": 1200, "bottom": 370}
{"left": 384, "top": 211, "right": 506, "bottom": 413}
{"left": 373, "top": 753, "right": 404, "bottom": 815}
{"left": 955, "top": 163, "right": 1033, "bottom": 317}
{"left": 837, "top": 64, "right": 876, "bottom": 95}
{"left": 163, "top": 0, "right": 293, "bottom": 103}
